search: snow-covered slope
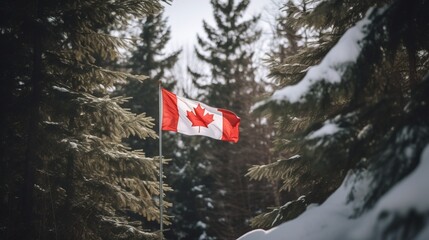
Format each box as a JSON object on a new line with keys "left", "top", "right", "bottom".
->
{"left": 238, "top": 145, "right": 429, "bottom": 240}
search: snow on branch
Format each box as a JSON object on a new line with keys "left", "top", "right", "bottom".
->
{"left": 253, "top": 7, "right": 387, "bottom": 110}
{"left": 306, "top": 121, "right": 342, "bottom": 140}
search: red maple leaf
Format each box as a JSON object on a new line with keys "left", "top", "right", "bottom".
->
{"left": 186, "top": 104, "right": 215, "bottom": 132}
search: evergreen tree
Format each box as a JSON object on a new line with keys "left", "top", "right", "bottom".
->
{"left": 165, "top": 134, "right": 217, "bottom": 239}
{"left": 119, "top": 12, "right": 181, "bottom": 156}
{"left": 114, "top": 10, "right": 181, "bottom": 238}
{"left": 0, "top": 0, "right": 171, "bottom": 239}
{"left": 268, "top": 1, "right": 301, "bottom": 64}
{"left": 188, "top": 0, "right": 275, "bottom": 238}
{"left": 247, "top": 0, "right": 429, "bottom": 233}
{"left": 247, "top": 0, "right": 319, "bottom": 228}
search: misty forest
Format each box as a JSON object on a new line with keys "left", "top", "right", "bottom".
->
{"left": 1, "top": 0, "right": 428, "bottom": 240}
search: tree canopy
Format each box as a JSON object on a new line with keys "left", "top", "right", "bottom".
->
{"left": 247, "top": 0, "right": 429, "bottom": 234}
{"left": 0, "top": 0, "right": 171, "bottom": 239}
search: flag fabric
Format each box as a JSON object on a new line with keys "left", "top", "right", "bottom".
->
{"left": 161, "top": 88, "right": 240, "bottom": 143}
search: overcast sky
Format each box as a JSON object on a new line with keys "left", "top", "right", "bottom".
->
{"left": 163, "top": 0, "right": 275, "bottom": 50}
{"left": 160, "top": 0, "right": 279, "bottom": 93}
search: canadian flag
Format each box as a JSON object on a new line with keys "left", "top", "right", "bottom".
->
{"left": 161, "top": 88, "right": 240, "bottom": 143}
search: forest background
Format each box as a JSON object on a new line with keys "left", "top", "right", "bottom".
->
{"left": 0, "top": 0, "right": 428, "bottom": 240}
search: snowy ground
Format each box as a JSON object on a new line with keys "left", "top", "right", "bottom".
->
{"left": 238, "top": 144, "right": 429, "bottom": 240}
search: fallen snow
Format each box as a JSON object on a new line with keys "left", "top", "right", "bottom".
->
{"left": 238, "top": 229, "right": 268, "bottom": 240}
{"left": 238, "top": 144, "right": 429, "bottom": 240}
{"left": 238, "top": 166, "right": 366, "bottom": 240}
{"left": 349, "top": 144, "right": 429, "bottom": 239}
{"left": 416, "top": 224, "right": 429, "bottom": 240}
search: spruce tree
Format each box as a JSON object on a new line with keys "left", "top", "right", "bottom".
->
{"left": 247, "top": 0, "right": 429, "bottom": 233}
{"left": 164, "top": 136, "right": 217, "bottom": 239}
{"left": 114, "top": 10, "right": 181, "bottom": 238}
{"left": 188, "top": 0, "right": 275, "bottom": 238}
{"left": 118, "top": 12, "right": 181, "bottom": 156}
{"left": 0, "top": 0, "right": 171, "bottom": 239}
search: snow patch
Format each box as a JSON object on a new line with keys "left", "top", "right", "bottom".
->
{"left": 252, "top": 7, "right": 386, "bottom": 110}
{"left": 238, "top": 144, "right": 429, "bottom": 240}
{"left": 69, "top": 142, "right": 78, "bottom": 149}
{"left": 238, "top": 229, "right": 269, "bottom": 240}
{"left": 269, "top": 9, "right": 371, "bottom": 103}
{"left": 177, "top": 163, "right": 188, "bottom": 175}
{"left": 191, "top": 185, "right": 203, "bottom": 192}
{"left": 61, "top": 138, "right": 78, "bottom": 149}
{"left": 198, "top": 231, "right": 208, "bottom": 240}
{"left": 44, "top": 121, "right": 60, "bottom": 125}
{"left": 416, "top": 223, "right": 429, "bottom": 240}
{"left": 196, "top": 221, "right": 207, "bottom": 229}
{"left": 197, "top": 163, "right": 207, "bottom": 169}
{"left": 53, "top": 85, "right": 70, "bottom": 93}
{"left": 357, "top": 124, "right": 372, "bottom": 139}
{"left": 349, "top": 144, "right": 429, "bottom": 239}
{"left": 238, "top": 169, "right": 362, "bottom": 240}
{"left": 307, "top": 122, "right": 341, "bottom": 139}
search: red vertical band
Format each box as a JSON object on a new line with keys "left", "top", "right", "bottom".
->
{"left": 161, "top": 88, "right": 179, "bottom": 132}
{"left": 219, "top": 109, "right": 240, "bottom": 143}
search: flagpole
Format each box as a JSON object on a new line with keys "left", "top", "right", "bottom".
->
{"left": 158, "top": 83, "right": 163, "bottom": 239}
